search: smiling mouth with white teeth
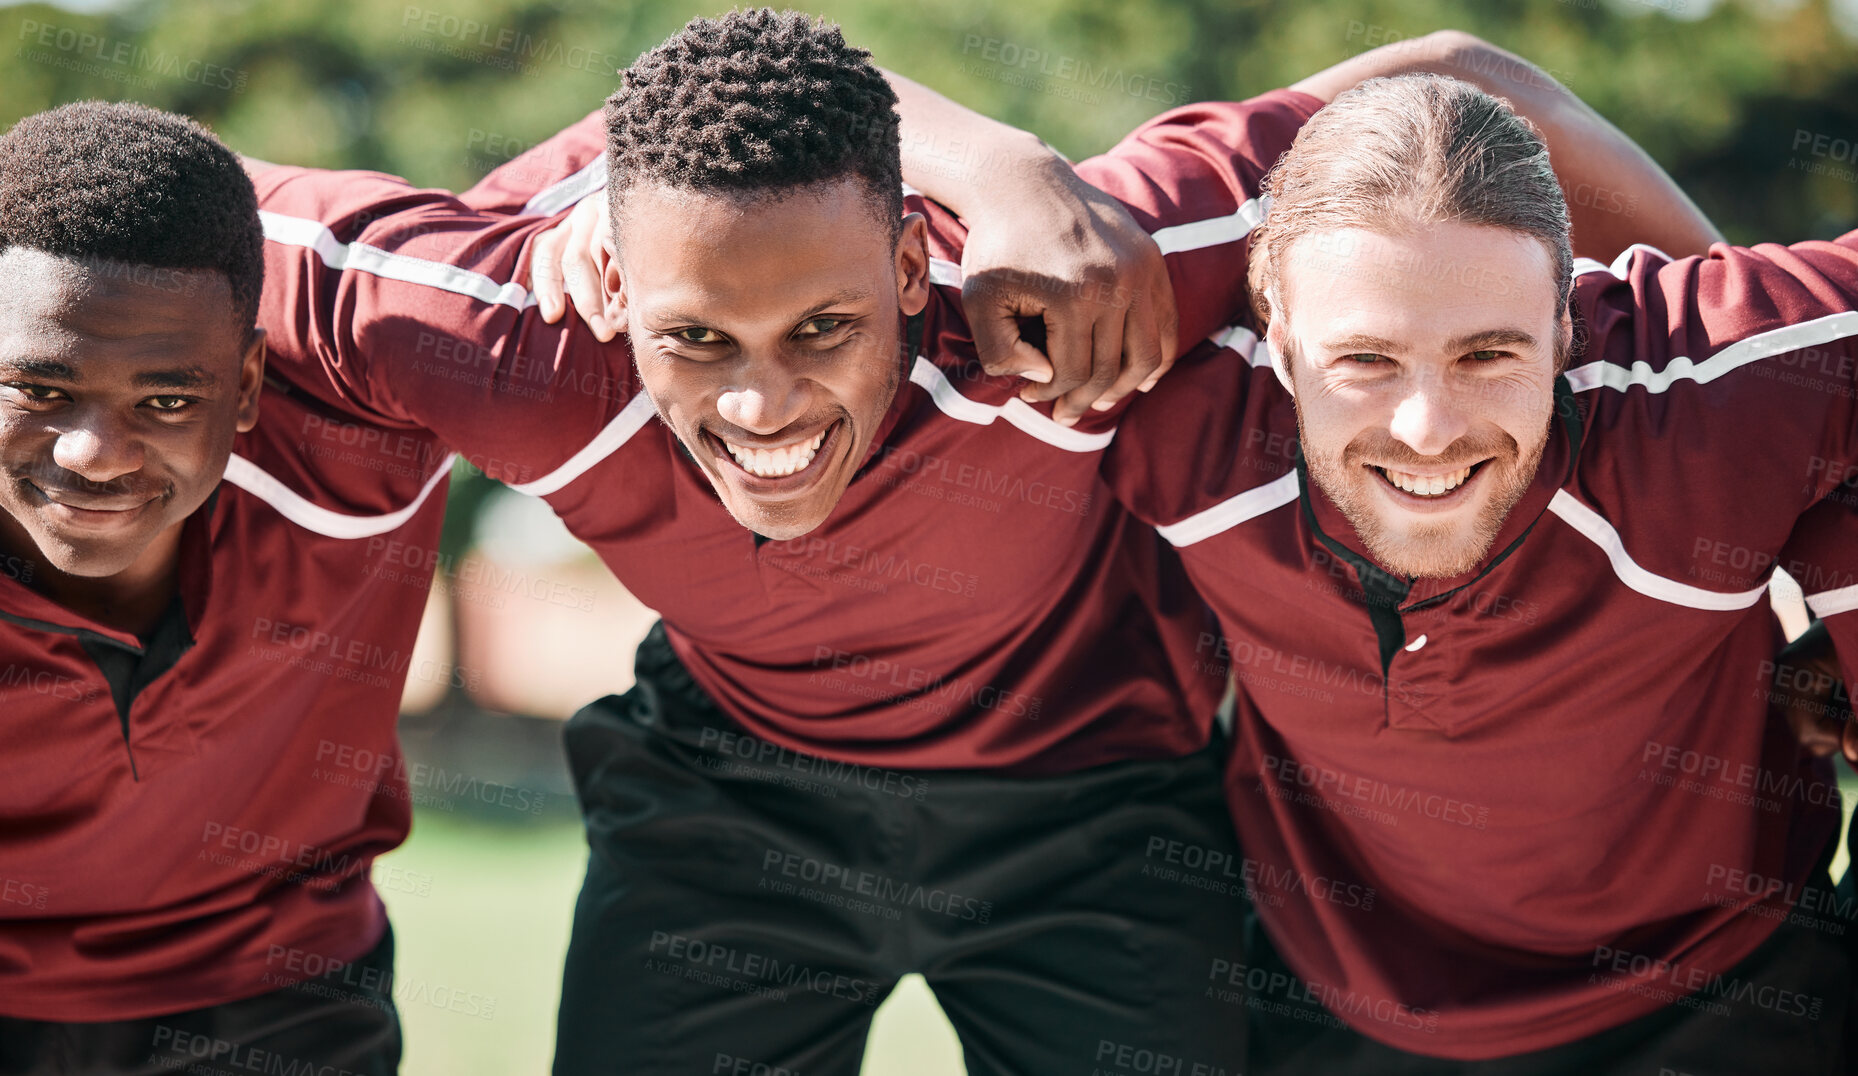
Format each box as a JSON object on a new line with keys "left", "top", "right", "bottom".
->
{"left": 719, "top": 425, "right": 833, "bottom": 479}
{"left": 1377, "top": 463, "right": 1480, "bottom": 498}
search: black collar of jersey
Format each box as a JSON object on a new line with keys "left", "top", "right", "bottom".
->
{"left": 0, "top": 488, "right": 216, "bottom": 779}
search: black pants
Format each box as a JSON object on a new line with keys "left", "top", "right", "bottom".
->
{"left": 554, "top": 622, "right": 1249, "bottom": 1076}
{"left": 0, "top": 925, "right": 400, "bottom": 1076}
{"left": 1249, "top": 857, "right": 1854, "bottom": 1075}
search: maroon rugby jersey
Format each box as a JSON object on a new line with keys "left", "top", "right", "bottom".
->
{"left": 250, "top": 92, "right": 1320, "bottom": 774}
{"left": 0, "top": 363, "right": 455, "bottom": 1017}
{"left": 1791, "top": 478, "right": 1858, "bottom": 683}
{"left": 1097, "top": 130, "right": 1858, "bottom": 1058}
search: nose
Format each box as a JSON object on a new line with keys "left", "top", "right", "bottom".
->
{"left": 715, "top": 362, "right": 809, "bottom": 436}
{"left": 1387, "top": 373, "right": 1470, "bottom": 458}
{"left": 51, "top": 412, "right": 145, "bottom": 486}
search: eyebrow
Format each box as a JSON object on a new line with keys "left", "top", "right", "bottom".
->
{"left": 0, "top": 359, "right": 216, "bottom": 390}
{"left": 1317, "top": 332, "right": 1404, "bottom": 356}
{"left": 648, "top": 287, "right": 876, "bottom": 329}
{"left": 132, "top": 365, "right": 217, "bottom": 390}
{"left": 795, "top": 288, "right": 874, "bottom": 319}
{"left": 1444, "top": 328, "right": 1539, "bottom": 353}
{"left": 1317, "top": 328, "right": 1540, "bottom": 355}
{"left": 3, "top": 358, "right": 78, "bottom": 381}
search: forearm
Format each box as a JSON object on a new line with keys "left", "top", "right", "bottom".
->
{"left": 884, "top": 67, "right": 1072, "bottom": 218}
{"left": 1427, "top": 33, "right": 1720, "bottom": 259}
{"left": 1294, "top": 31, "right": 1724, "bottom": 260}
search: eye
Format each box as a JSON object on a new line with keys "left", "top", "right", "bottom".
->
{"left": 674, "top": 327, "right": 722, "bottom": 345}
{"left": 1465, "top": 350, "right": 1508, "bottom": 363}
{"left": 144, "top": 395, "right": 196, "bottom": 412}
{"left": 795, "top": 317, "right": 843, "bottom": 338}
{"left": 1341, "top": 354, "right": 1385, "bottom": 365}
{"left": 4, "top": 383, "right": 66, "bottom": 405}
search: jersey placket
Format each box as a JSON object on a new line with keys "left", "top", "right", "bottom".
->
{"left": 0, "top": 494, "right": 214, "bottom": 778}
{"left": 0, "top": 584, "right": 195, "bottom": 780}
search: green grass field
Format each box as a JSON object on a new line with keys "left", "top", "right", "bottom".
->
{"left": 375, "top": 813, "right": 967, "bottom": 1076}
{"left": 377, "top": 773, "right": 1858, "bottom": 1075}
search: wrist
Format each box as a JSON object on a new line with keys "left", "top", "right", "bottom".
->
{"left": 958, "top": 138, "right": 1082, "bottom": 226}
{"left": 917, "top": 128, "right": 1065, "bottom": 217}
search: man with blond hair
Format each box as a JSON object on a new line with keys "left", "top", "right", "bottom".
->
{"left": 1095, "top": 70, "right": 1858, "bottom": 1071}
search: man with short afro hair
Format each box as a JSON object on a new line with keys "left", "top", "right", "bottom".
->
{"left": 0, "top": 101, "right": 447, "bottom": 1074}
{"left": 604, "top": 8, "right": 904, "bottom": 242}
{"left": 251, "top": 9, "right": 1277, "bottom": 1074}
{"left": 0, "top": 100, "right": 264, "bottom": 331}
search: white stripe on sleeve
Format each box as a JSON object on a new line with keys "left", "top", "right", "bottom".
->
{"left": 262, "top": 211, "right": 536, "bottom": 312}
{"left": 1156, "top": 471, "right": 1299, "bottom": 547}
{"left": 1548, "top": 491, "right": 1769, "bottom": 611}
{"left": 508, "top": 393, "right": 658, "bottom": 497}
{"left": 1151, "top": 196, "right": 1268, "bottom": 255}
{"left": 1806, "top": 581, "right": 1858, "bottom": 619}
{"left": 520, "top": 159, "right": 608, "bottom": 218}
{"left": 908, "top": 358, "right": 1115, "bottom": 452}
{"left": 224, "top": 452, "right": 455, "bottom": 540}
{"left": 1565, "top": 310, "right": 1858, "bottom": 395}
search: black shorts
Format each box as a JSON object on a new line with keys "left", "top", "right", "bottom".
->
{"left": 1248, "top": 853, "right": 1854, "bottom": 1075}
{"left": 554, "top": 622, "right": 1249, "bottom": 1076}
{"left": 0, "top": 925, "right": 400, "bottom": 1076}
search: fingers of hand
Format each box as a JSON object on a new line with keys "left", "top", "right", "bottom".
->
{"left": 531, "top": 224, "right": 567, "bottom": 322}
{"left": 1053, "top": 308, "right": 1125, "bottom": 426}
{"left": 965, "top": 277, "right": 1058, "bottom": 385}
{"left": 1018, "top": 311, "right": 1092, "bottom": 410}
{"left": 1091, "top": 293, "right": 1163, "bottom": 413}
{"left": 565, "top": 201, "right": 613, "bottom": 339}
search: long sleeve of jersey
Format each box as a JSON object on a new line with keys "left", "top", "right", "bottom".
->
{"left": 457, "top": 108, "right": 607, "bottom": 215}
{"left": 1073, "top": 89, "right": 1322, "bottom": 354}
{"left": 1779, "top": 475, "right": 1858, "bottom": 699}
{"left": 255, "top": 151, "right": 638, "bottom": 490}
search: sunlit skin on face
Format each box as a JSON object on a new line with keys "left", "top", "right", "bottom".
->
{"left": 0, "top": 249, "right": 263, "bottom": 631}
{"left": 1273, "top": 222, "right": 1570, "bottom": 579}
{"left": 604, "top": 177, "right": 931, "bottom": 541}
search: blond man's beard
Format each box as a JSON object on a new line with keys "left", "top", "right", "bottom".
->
{"left": 1294, "top": 410, "right": 1548, "bottom": 581}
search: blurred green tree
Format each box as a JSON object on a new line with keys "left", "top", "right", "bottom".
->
{"left": 5, "top": 0, "right": 1856, "bottom": 240}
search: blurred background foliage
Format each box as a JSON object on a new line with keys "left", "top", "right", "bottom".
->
{"left": 5, "top": 0, "right": 1858, "bottom": 242}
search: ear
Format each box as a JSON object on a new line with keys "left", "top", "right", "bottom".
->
{"left": 1553, "top": 303, "right": 1574, "bottom": 375}
{"left": 235, "top": 327, "right": 266, "bottom": 434}
{"left": 1265, "top": 310, "right": 1296, "bottom": 394}
{"left": 895, "top": 212, "right": 931, "bottom": 318}
{"left": 1265, "top": 310, "right": 1289, "bottom": 352}
{"left": 601, "top": 252, "right": 628, "bottom": 331}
